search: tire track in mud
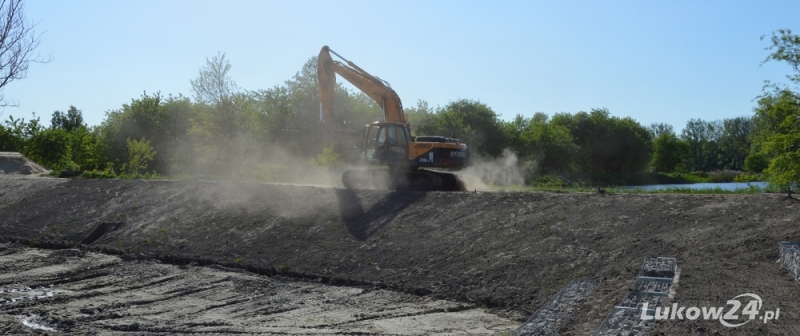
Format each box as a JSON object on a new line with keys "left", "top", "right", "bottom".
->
{"left": 0, "top": 243, "right": 517, "bottom": 335}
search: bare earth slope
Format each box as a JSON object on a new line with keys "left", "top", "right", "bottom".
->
{"left": 0, "top": 152, "right": 50, "bottom": 175}
{"left": 2, "top": 177, "right": 800, "bottom": 334}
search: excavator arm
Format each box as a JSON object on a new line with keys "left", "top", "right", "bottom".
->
{"left": 317, "top": 46, "right": 405, "bottom": 125}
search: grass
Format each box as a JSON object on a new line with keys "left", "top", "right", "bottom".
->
{"left": 545, "top": 171, "right": 758, "bottom": 187}
{"left": 44, "top": 169, "right": 166, "bottom": 180}
{"left": 487, "top": 183, "right": 767, "bottom": 194}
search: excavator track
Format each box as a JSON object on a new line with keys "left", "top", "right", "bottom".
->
{"left": 342, "top": 169, "right": 465, "bottom": 192}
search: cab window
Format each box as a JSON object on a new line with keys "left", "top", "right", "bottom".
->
{"left": 366, "top": 126, "right": 380, "bottom": 159}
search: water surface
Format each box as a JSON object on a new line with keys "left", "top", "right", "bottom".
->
{"left": 624, "top": 182, "right": 767, "bottom": 191}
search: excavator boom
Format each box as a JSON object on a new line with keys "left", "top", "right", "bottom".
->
{"left": 317, "top": 46, "right": 405, "bottom": 125}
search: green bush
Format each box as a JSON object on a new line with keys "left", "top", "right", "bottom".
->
{"left": 81, "top": 169, "right": 117, "bottom": 179}
{"left": 24, "top": 128, "right": 72, "bottom": 170}
{"left": 744, "top": 153, "right": 769, "bottom": 173}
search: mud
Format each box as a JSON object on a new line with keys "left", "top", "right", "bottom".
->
{"left": 2, "top": 177, "right": 800, "bottom": 335}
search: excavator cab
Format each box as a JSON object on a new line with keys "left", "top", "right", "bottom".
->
{"left": 364, "top": 122, "right": 411, "bottom": 168}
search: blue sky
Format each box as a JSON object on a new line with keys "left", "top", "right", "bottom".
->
{"left": 2, "top": 0, "right": 799, "bottom": 133}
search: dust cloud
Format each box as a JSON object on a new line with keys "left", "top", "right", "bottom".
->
{"left": 165, "top": 135, "right": 345, "bottom": 188}
{"left": 457, "top": 149, "right": 528, "bottom": 191}
{"left": 164, "top": 131, "right": 529, "bottom": 192}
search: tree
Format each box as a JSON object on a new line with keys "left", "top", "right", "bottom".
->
{"left": 24, "top": 128, "right": 71, "bottom": 170}
{"left": 754, "top": 29, "right": 800, "bottom": 194}
{"left": 520, "top": 114, "right": 577, "bottom": 173}
{"left": 744, "top": 153, "right": 768, "bottom": 173}
{"left": 190, "top": 53, "right": 240, "bottom": 150}
{"left": 1, "top": 113, "right": 40, "bottom": 151}
{"left": 651, "top": 132, "right": 690, "bottom": 172}
{"left": 66, "top": 126, "right": 104, "bottom": 171}
{"left": 50, "top": 106, "right": 84, "bottom": 131}
{"left": 717, "top": 116, "right": 752, "bottom": 170}
{"left": 435, "top": 99, "right": 507, "bottom": 157}
{"left": 190, "top": 52, "right": 237, "bottom": 106}
{"left": 499, "top": 114, "right": 530, "bottom": 156}
{"left": 309, "top": 144, "right": 343, "bottom": 169}
{"left": 648, "top": 123, "right": 674, "bottom": 138}
{"left": 681, "top": 119, "right": 722, "bottom": 171}
{"left": 0, "top": 0, "right": 48, "bottom": 107}
{"left": 406, "top": 100, "right": 437, "bottom": 135}
{"left": 123, "top": 137, "right": 156, "bottom": 175}
{"left": 551, "top": 109, "right": 652, "bottom": 174}
{"left": 762, "top": 29, "right": 800, "bottom": 86}
{"left": 97, "top": 92, "right": 194, "bottom": 174}
{"left": 0, "top": 123, "right": 12, "bottom": 149}
{"left": 752, "top": 89, "right": 800, "bottom": 193}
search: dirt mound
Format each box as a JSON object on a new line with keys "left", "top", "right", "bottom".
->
{"left": 0, "top": 152, "right": 50, "bottom": 175}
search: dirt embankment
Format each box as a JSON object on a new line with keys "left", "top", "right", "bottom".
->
{"left": 0, "top": 152, "right": 49, "bottom": 175}
{"left": 2, "top": 177, "right": 800, "bottom": 335}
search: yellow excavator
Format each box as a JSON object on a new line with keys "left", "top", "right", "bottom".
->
{"left": 317, "top": 46, "right": 467, "bottom": 191}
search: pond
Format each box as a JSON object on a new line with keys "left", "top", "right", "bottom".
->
{"left": 623, "top": 182, "right": 768, "bottom": 191}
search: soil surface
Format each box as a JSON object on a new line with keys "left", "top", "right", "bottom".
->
{"left": 0, "top": 243, "right": 515, "bottom": 334}
{"left": 2, "top": 176, "right": 800, "bottom": 335}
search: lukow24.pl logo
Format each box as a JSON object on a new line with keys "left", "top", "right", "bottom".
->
{"left": 640, "top": 293, "right": 779, "bottom": 327}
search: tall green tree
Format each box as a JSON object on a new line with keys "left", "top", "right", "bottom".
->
{"left": 762, "top": 29, "right": 800, "bottom": 86}
{"left": 50, "top": 106, "right": 84, "bottom": 131}
{"left": 24, "top": 128, "right": 71, "bottom": 170}
{"left": 435, "top": 99, "right": 507, "bottom": 157}
{"left": 98, "top": 92, "right": 194, "bottom": 174}
{"left": 648, "top": 123, "right": 674, "bottom": 138}
{"left": 754, "top": 29, "right": 800, "bottom": 193}
{"left": 752, "top": 89, "right": 800, "bottom": 191}
{"left": 551, "top": 109, "right": 652, "bottom": 174}
{"left": 519, "top": 113, "right": 577, "bottom": 172}
{"left": 189, "top": 53, "right": 245, "bottom": 170}
{"left": 405, "top": 100, "right": 437, "bottom": 136}
{"left": 0, "top": 114, "right": 41, "bottom": 151}
{"left": 681, "top": 119, "right": 722, "bottom": 171}
{"left": 651, "top": 132, "right": 690, "bottom": 172}
{"left": 717, "top": 116, "right": 753, "bottom": 170}
{"left": 66, "top": 126, "right": 104, "bottom": 171}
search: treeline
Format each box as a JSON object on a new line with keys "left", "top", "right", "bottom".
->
{"left": 0, "top": 55, "right": 386, "bottom": 179}
{"left": 1, "top": 33, "right": 799, "bottom": 187}
{"left": 407, "top": 102, "right": 757, "bottom": 176}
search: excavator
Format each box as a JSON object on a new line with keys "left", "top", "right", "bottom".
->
{"left": 317, "top": 45, "right": 467, "bottom": 191}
